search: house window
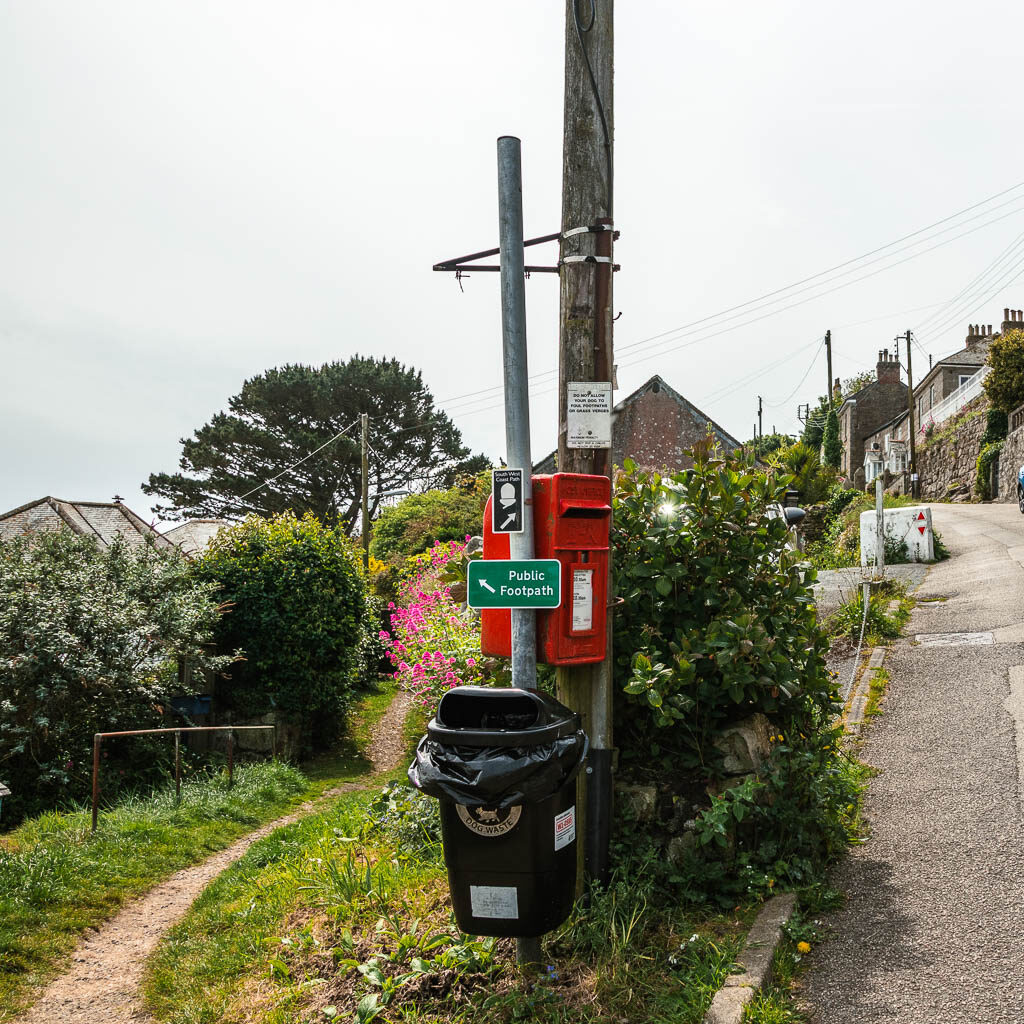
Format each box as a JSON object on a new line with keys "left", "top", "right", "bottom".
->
{"left": 929, "top": 383, "right": 935, "bottom": 407}
{"left": 958, "top": 373, "right": 973, "bottom": 389}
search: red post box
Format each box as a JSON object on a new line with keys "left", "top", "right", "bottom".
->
{"left": 480, "top": 473, "right": 611, "bottom": 665}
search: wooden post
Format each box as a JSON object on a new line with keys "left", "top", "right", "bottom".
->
{"left": 825, "top": 329, "right": 833, "bottom": 407}
{"left": 174, "top": 730, "right": 181, "bottom": 804}
{"left": 91, "top": 734, "right": 101, "bottom": 832}
{"left": 557, "top": 0, "right": 614, "bottom": 886}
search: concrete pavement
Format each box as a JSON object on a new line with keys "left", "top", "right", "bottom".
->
{"left": 802, "top": 502, "right": 1024, "bottom": 1024}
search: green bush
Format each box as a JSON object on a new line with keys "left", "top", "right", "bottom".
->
{"left": 369, "top": 474, "right": 487, "bottom": 563}
{"left": 982, "top": 327, "right": 1024, "bottom": 413}
{"left": 976, "top": 440, "right": 1004, "bottom": 501}
{"left": 770, "top": 442, "right": 836, "bottom": 504}
{"left": 981, "top": 407, "right": 1009, "bottom": 446}
{"left": 612, "top": 442, "right": 856, "bottom": 896}
{"left": 614, "top": 444, "right": 835, "bottom": 759}
{"left": 0, "top": 533, "right": 228, "bottom": 826}
{"left": 197, "top": 513, "right": 372, "bottom": 751}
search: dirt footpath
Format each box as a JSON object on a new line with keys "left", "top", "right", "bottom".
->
{"left": 13, "top": 689, "right": 413, "bottom": 1024}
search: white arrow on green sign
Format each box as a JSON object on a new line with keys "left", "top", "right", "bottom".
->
{"left": 467, "top": 559, "right": 562, "bottom": 609}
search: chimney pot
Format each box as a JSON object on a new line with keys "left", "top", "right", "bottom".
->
{"left": 988, "top": 325, "right": 992, "bottom": 335}
{"left": 1005, "top": 308, "right": 1010, "bottom": 320}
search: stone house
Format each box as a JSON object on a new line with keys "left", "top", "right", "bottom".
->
{"left": 836, "top": 349, "right": 908, "bottom": 483}
{"left": 861, "top": 410, "right": 911, "bottom": 485}
{"left": 912, "top": 315, "right": 1009, "bottom": 433}
{"left": 0, "top": 496, "right": 178, "bottom": 551}
{"left": 533, "top": 374, "right": 741, "bottom": 474}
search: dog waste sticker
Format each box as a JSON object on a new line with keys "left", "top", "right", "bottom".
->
{"left": 554, "top": 805, "right": 576, "bottom": 851}
{"left": 469, "top": 885, "right": 519, "bottom": 919}
{"left": 456, "top": 804, "right": 522, "bottom": 837}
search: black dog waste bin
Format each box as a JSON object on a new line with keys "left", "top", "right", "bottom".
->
{"left": 408, "top": 686, "right": 588, "bottom": 938}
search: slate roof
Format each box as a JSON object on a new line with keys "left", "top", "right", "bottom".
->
{"left": 161, "top": 519, "right": 233, "bottom": 557}
{"left": 0, "top": 497, "right": 177, "bottom": 551}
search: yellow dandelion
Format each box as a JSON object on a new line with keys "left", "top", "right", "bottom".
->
{"left": 797, "top": 941, "right": 811, "bottom": 954}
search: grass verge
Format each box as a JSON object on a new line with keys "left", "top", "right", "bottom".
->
{"left": 0, "top": 677, "right": 401, "bottom": 1021}
{"left": 144, "top": 783, "right": 757, "bottom": 1024}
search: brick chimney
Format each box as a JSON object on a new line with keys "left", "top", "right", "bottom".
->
{"left": 876, "top": 347, "right": 900, "bottom": 385}
{"left": 1001, "top": 308, "right": 1024, "bottom": 334}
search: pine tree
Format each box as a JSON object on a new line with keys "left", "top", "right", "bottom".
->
{"left": 143, "top": 357, "right": 488, "bottom": 530}
{"left": 821, "top": 408, "right": 842, "bottom": 470}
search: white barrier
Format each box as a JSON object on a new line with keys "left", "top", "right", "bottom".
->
{"left": 860, "top": 506, "right": 934, "bottom": 566}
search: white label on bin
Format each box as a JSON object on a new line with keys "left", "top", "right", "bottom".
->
{"left": 456, "top": 804, "right": 522, "bottom": 837}
{"left": 470, "top": 884, "right": 519, "bottom": 919}
{"left": 554, "top": 805, "right": 576, "bottom": 851}
{"left": 572, "top": 570, "right": 594, "bottom": 632}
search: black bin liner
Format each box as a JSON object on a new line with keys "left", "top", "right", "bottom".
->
{"left": 408, "top": 686, "right": 588, "bottom": 808}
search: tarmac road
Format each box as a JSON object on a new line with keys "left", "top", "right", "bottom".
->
{"left": 802, "top": 502, "right": 1024, "bottom": 1024}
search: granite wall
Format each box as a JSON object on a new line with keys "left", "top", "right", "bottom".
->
{"left": 915, "top": 395, "right": 988, "bottom": 501}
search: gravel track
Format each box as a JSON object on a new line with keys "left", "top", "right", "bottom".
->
{"left": 802, "top": 504, "right": 1024, "bottom": 1024}
{"left": 12, "top": 688, "right": 413, "bottom": 1024}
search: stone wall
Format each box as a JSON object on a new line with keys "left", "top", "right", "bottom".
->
{"left": 998, "top": 424, "right": 1024, "bottom": 503}
{"left": 916, "top": 395, "right": 988, "bottom": 500}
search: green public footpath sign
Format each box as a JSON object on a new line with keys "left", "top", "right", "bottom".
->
{"left": 467, "top": 559, "right": 562, "bottom": 609}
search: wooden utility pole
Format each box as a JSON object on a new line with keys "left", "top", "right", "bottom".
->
{"left": 556, "top": 0, "right": 614, "bottom": 884}
{"left": 897, "top": 330, "right": 917, "bottom": 498}
{"left": 361, "top": 413, "right": 370, "bottom": 570}
{"left": 825, "top": 329, "right": 833, "bottom": 406}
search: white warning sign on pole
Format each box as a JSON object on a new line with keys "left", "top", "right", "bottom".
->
{"left": 566, "top": 381, "right": 612, "bottom": 449}
{"left": 572, "top": 568, "right": 594, "bottom": 632}
{"left": 491, "top": 468, "right": 525, "bottom": 534}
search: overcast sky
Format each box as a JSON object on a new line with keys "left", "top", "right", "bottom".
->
{"left": 4, "top": 1, "right": 1024, "bottom": 521}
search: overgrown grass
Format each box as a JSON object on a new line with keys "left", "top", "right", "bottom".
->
{"left": 864, "top": 667, "right": 890, "bottom": 720}
{"left": 0, "top": 677, "right": 403, "bottom": 1021}
{"left": 0, "top": 761, "right": 307, "bottom": 1020}
{"left": 742, "top": 886, "right": 843, "bottom": 1023}
{"left": 823, "top": 580, "right": 912, "bottom": 646}
{"left": 143, "top": 785, "right": 757, "bottom": 1024}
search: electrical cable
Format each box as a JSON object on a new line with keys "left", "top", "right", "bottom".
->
{"left": 916, "top": 249, "right": 1024, "bottom": 344}
{"left": 913, "top": 229, "right": 1024, "bottom": 334}
{"left": 234, "top": 417, "right": 361, "bottom": 502}
{"left": 436, "top": 187, "right": 1024, "bottom": 414}
{"left": 762, "top": 340, "right": 826, "bottom": 408}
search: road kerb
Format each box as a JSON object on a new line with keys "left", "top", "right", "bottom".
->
{"left": 702, "top": 892, "right": 797, "bottom": 1024}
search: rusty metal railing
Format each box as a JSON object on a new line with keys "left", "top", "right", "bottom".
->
{"left": 91, "top": 725, "right": 276, "bottom": 831}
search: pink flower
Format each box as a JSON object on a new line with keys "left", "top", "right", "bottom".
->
{"left": 378, "top": 630, "right": 390, "bottom": 640}
{"left": 466, "top": 657, "right": 476, "bottom": 668}
{"left": 445, "top": 671, "right": 457, "bottom": 682}
{"left": 398, "top": 661, "right": 410, "bottom": 672}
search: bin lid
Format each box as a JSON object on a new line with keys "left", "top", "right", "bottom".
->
{"left": 427, "top": 686, "right": 580, "bottom": 748}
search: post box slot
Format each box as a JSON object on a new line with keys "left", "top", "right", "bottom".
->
{"left": 558, "top": 503, "right": 611, "bottom": 518}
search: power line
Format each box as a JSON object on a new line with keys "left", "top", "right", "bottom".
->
{"left": 913, "top": 229, "right": 1024, "bottom": 334}
{"left": 235, "top": 417, "right": 361, "bottom": 502}
{"left": 762, "top": 339, "right": 826, "bottom": 408}
{"left": 436, "top": 182, "right": 1024, "bottom": 413}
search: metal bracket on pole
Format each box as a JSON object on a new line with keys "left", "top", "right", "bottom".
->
{"left": 432, "top": 224, "right": 621, "bottom": 278}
